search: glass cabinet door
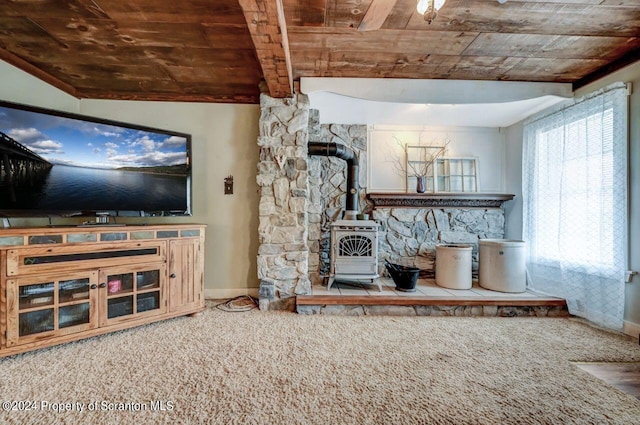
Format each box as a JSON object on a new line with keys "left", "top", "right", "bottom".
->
{"left": 99, "top": 263, "right": 165, "bottom": 326}
{"left": 6, "top": 271, "right": 99, "bottom": 347}
{"left": 58, "top": 278, "right": 93, "bottom": 329}
{"left": 18, "top": 282, "right": 54, "bottom": 337}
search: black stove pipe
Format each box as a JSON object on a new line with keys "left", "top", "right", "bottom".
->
{"left": 308, "top": 142, "right": 359, "bottom": 218}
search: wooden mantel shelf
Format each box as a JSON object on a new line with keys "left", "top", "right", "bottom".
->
{"left": 366, "top": 192, "right": 515, "bottom": 209}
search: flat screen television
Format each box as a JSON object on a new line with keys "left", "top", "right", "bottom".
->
{"left": 0, "top": 100, "right": 192, "bottom": 219}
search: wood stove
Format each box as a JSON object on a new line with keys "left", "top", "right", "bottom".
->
{"left": 328, "top": 219, "right": 380, "bottom": 291}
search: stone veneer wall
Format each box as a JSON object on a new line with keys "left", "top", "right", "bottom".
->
{"left": 256, "top": 94, "right": 311, "bottom": 310}
{"left": 307, "top": 110, "right": 369, "bottom": 286}
{"left": 373, "top": 208, "right": 505, "bottom": 277}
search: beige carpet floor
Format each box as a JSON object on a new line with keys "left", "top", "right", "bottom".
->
{"left": 1, "top": 304, "right": 640, "bottom": 424}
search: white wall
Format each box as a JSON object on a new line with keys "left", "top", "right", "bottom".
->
{"left": 0, "top": 60, "right": 261, "bottom": 298}
{"left": 504, "top": 122, "right": 523, "bottom": 240}
{"left": 0, "top": 61, "right": 79, "bottom": 113}
{"left": 368, "top": 125, "right": 506, "bottom": 193}
{"left": 304, "top": 78, "right": 572, "bottom": 127}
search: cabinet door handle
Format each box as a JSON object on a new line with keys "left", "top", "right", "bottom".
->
{"left": 170, "top": 273, "right": 176, "bottom": 278}
{"left": 99, "top": 283, "right": 107, "bottom": 288}
{"left": 90, "top": 284, "right": 97, "bottom": 289}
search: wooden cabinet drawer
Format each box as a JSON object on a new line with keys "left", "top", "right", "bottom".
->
{"left": 6, "top": 241, "right": 166, "bottom": 277}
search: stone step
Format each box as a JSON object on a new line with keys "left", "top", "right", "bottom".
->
{"left": 296, "top": 294, "right": 568, "bottom": 316}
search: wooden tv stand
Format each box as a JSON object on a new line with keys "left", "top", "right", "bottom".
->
{"left": 0, "top": 224, "right": 205, "bottom": 357}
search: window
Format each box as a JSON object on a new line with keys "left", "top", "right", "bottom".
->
{"left": 523, "top": 83, "right": 627, "bottom": 330}
{"left": 532, "top": 108, "right": 615, "bottom": 269}
{"left": 436, "top": 158, "right": 478, "bottom": 192}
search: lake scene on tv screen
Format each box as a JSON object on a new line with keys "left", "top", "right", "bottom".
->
{"left": 0, "top": 103, "right": 189, "bottom": 215}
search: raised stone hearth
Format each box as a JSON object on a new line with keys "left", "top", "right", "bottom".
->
{"left": 296, "top": 279, "right": 569, "bottom": 317}
{"left": 298, "top": 304, "right": 568, "bottom": 317}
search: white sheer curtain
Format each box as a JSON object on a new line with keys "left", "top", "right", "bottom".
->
{"left": 523, "top": 83, "right": 628, "bottom": 330}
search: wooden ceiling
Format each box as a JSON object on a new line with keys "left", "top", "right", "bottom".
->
{"left": 0, "top": 0, "right": 638, "bottom": 104}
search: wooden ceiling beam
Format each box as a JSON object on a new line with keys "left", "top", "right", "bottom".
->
{"left": 238, "top": 0, "right": 293, "bottom": 98}
{"left": 0, "top": 48, "right": 78, "bottom": 98}
{"left": 358, "top": 0, "right": 398, "bottom": 32}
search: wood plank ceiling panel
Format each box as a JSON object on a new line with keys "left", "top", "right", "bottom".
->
{"left": 291, "top": 50, "right": 467, "bottom": 78}
{"left": 288, "top": 29, "right": 476, "bottom": 79}
{"left": 286, "top": 0, "right": 640, "bottom": 86}
{"left": 281, "top": 0, "right": 327, "bottom": 26}
{"left": 325, "top": 0, "right": 374, "bottom": 28}
{"left": 0, "top": 2, "right": 21, "bottom": 17}
{"left": 463, "top": 33, "right": 640, "bottom": 60}
{"left": 27, "top": 18, "right": 122, "bottom": 47}
{"left": 358, "top": 0, "right": 399, "bottom": 31}
{"left": 404, "top": 0, "right": 640, "bottom": 37}
{"left": 288, "top": 27, "right": 479, "bottom": 56}
{"left": 291, "top": 48, "right": 608, "bottom": 82}
{"left": 382, "top": 0, "right": 419, "bottom": 29}
{"left": 97, "top": 0, "right": 263, "bottom": 101}
{"left": 60, "top": 64, "right": 178, "bottom": 88}
{"left": 201, "top": 23, "right": 259, "bottom": 50}
{"left": 97, "top": 0, "right": 248, "bottom": 24}
{"left": 110, "top": 23, "right": 214, "bottom": 48}
{"left": 0, "top": 15, "right": 79, "bottom": 94}
{"left": 0, "top": 16, "right": 67, "bottom": 49}
{"left": 99, "top": 1, "right": 262, "bottom": 102}
{"left": 3, "top": 0, "right": 111, "bottom": 19}
{"left": 0, "top": 0, "right": 263, "bottom": 103}
{"left": 0, "top": 0, "right": 639, "bottom": 102}
{"left": 503, "top": 57, "right": 610, "bottom": 82}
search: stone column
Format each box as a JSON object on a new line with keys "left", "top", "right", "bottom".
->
{"left": 256, "top": 93, "right": 311, "bottom": 310}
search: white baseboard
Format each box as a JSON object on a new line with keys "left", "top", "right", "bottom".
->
{"left": 622, "top": 320, "right": 640, "bottom": 340}
{"left": 205, "top": 288, "right": 259, "bottom": 300}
